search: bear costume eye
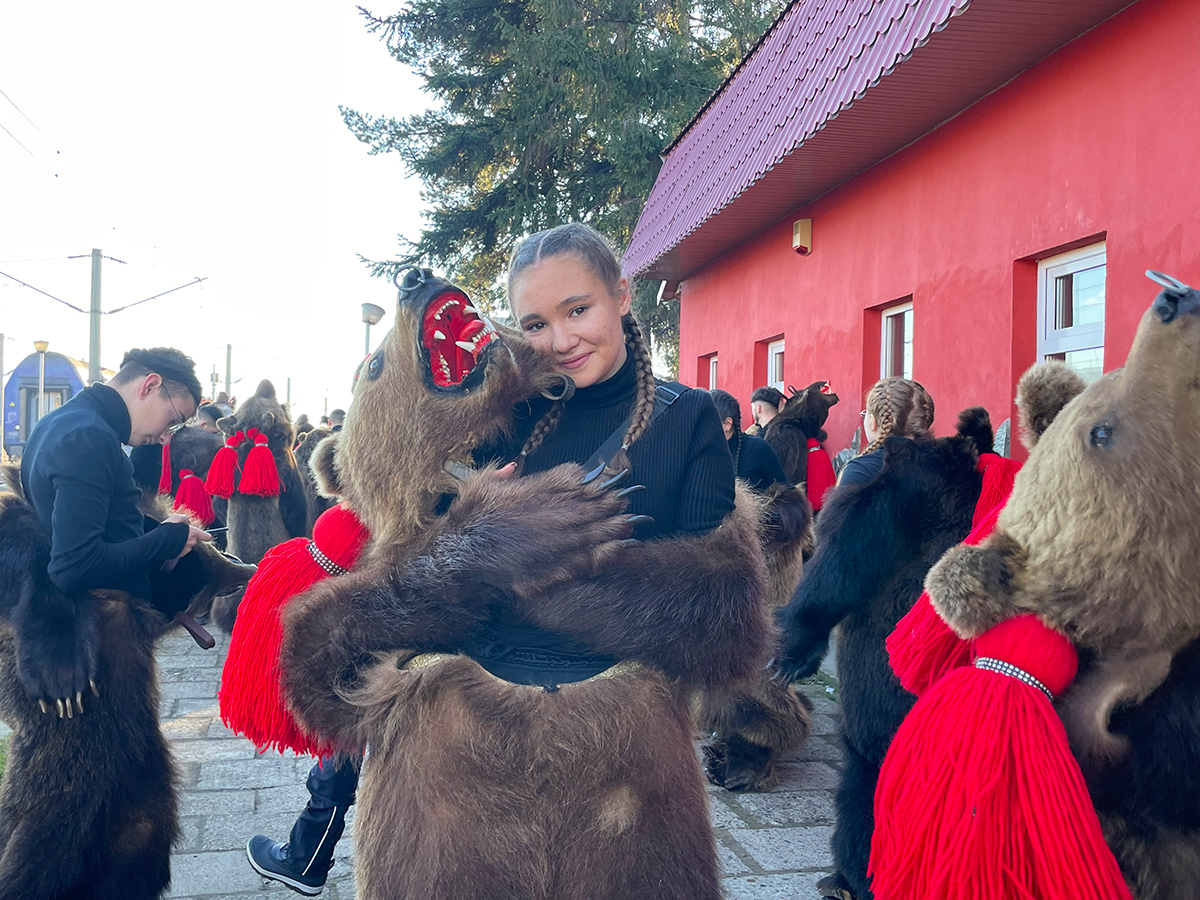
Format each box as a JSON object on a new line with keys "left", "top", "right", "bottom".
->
{"left": 1090, "top": 423, "right": 1114, "bottom": 447}
{"left": 368, "top": 351, "right": 384, "bottom": 381}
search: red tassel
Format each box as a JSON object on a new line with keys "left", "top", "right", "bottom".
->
{"left": 805, "top": 437, "right": 836, "bottom": 512}
{"left": 239, "top": 432, "right": 280, "bottom": 497}
{"left": 158, "top": 441, "right": 172, "bottom": 495}
{"left": 174, "top": 469, "right": 215, "bottom": 527}
{"left": 218, "top": 505, "right": 370, "bottom": 757}
{"left": 871, "top": 615, "right": 1132, "bottom": 900}
{"left": 205, "top": 430, "right": 244, "bottom": 499}
{"left": 888, "top": 454, "right": 1025, "bottom": 696}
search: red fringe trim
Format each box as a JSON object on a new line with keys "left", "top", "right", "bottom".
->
{"left": 218, "top": 537, "right": 333, "bottom": 757}
{"left": 174, "top": 470, "right": 215, "bottom": 527}
{"left": 239, "top": 433, "right": 280, "bottom": 497}
{"left": 204, "top": 430, "right": 243, "bottom": 499}
{"left": 158, "top": 441, "right": 172, "bottom": 495}
{"left": 871, "top": 616, "right": 1131, "bottom": 900}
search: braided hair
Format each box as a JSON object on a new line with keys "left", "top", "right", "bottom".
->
{"left": 861, "top": 377, "right": 935, "bottom": 456}
{"left": 508, "top": 223, "right": 658, "bottom": 473}
{"left": 707, "top": 389, "right": 742, "bottom": 470}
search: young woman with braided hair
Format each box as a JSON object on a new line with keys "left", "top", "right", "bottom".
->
{"left": 435, "top": 222, "right": 766, "bottom": 899}
{"left": 837, "top": 376, "right": 935, "bottom": 488}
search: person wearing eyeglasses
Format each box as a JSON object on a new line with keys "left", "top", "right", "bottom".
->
{"left": 20, "top": 347, "right": 212, "bottom": 607}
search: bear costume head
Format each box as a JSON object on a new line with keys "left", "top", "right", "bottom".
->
{"left": 927, "top": 271, "right": 1200, "bottom": 757}
{"left": 309, "top": 267, "right": 568, "bottom": 546}
{"left": 217, "top": 379, "right": 295, "bottom": 453}
{"left": 776, "top": 380, "right": 839, "bottom": 443}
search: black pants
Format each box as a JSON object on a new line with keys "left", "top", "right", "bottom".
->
{"left": 287, "top": 754, "right": 361, "bottom": 875}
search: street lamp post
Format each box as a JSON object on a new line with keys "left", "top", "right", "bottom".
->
{"left": 33, "top": 340, "right": 49, "bottom": 425}
{"left": 362, "top": 303, "right": 385, "bottom": 356}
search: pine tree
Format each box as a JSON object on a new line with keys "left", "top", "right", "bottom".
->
{"left": 345, "top": 0, "right": 785, "bottom": 373}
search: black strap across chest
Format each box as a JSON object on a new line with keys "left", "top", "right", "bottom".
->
{"left": 582, "top": 382, "right": 684, "bottom": 473}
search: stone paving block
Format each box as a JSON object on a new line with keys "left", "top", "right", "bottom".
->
{"left": 163, "top": 715, "right": 216, "bottom": 740}
{"left": 166, "top": 850, "right": 265, "bottom": 896}
{"left": 768, "top": 760, "right": 840, "bottom": 792}
{"left": 174, "top": 698, "right": 223, "bottom": 717}
{"left": 202, "top": 811, "right": 296, "bottom": 852}
{"left": 709, "top": 794, "right": 751, "bottom": 828}
{"left": 172, "top": 739, "right": 261, "bottom": 762}
{"left": 160, "top": 680, "right": 223, "bottom": 701}
{"left": 716, "top": 836, "right": 754, "bottom": 876}
{"left": 206, "top": 718, "right": 241, "bottom": 740}
{"left": 255, "top": 783, "right": 313, "bottom": 814}
{"left": 727, "top": 824, "right": 835, "bottom": 871}
{"left": 735, "top": 790, "right": 836, "bottom": 827}
{"left": 176, "top": 816, "right": 204, "bottom": 853}
{"left": 800, "top": 735, "right": 843, "bottom": 762}
{"left": 723, "top": 871, "right": 830, "bottom": 899}
{"left": 810, "top": 713, "right": 839, "bottom": 736}
{"left": 180, "top": 790, "right": 257, "bottom": 817}
{"left": 196, "top": 757, "right": 301, "bottom": 791}
{"left": 157, "top": 655, "right": 220, "bottom": 670}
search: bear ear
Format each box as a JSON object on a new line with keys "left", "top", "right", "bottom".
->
{"left": 256, "top": 380, "right": 276, "bottom": 399}
{"left": 925, "top": 530, "right": 1027, "bottom": 638}
{"left": 955, "top": 406, "right": 994, "bottom": 455}
{"left": 310, "top": 433, "right": 343, "bottom": 498}
{"left": 1016, "top": 363, "right": 1086, "bottom": 450}
{"left": 217, "top": 415, "right": 237, "bottom": 436}
{"left": 261, "top": 411, "right": 275, "bottom": 429}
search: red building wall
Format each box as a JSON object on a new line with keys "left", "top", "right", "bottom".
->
{"left": 677, "top": 0, "right": 1200, "bottom": 457}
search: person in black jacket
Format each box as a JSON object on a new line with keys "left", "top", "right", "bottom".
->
{"left": 18, "top": 347, "right": 211, "bottom": 708}
{"left": 708, "top": 389, "right": 790, "bottom": 493}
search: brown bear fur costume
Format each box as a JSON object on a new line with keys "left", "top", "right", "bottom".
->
{"left": 694, "top": 481, "right": 815, "bottom": 791}
{"left": 926, "top": 274, "right": 1200, "bottom": 899}
{"left": 215, "top": 380, "right": 308, "bottom": 563}
{"left": 293, "top": 425, "right": 334, "bottom": 535}
{"left": 0, "top": 467, "right": 255, "bottom": 900}
{"left": 277, "top": 270, "right": 771, "bottom": 900}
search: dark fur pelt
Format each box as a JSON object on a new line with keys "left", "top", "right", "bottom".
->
{"left": 1080, "top": 639, "right": 1200, "bottom": 899}
{"left": 0, "top": 471, "right": 253, "bottom": 899}
{"left": 955, "top": 406, "right": 994, "bottom": 455}
{"left": 294, "top": 427, "right": 335, "bottom": 536}
{"left": 775, "top": 436, "right": 981, "bottom": 898}
{"left": 763, "top": 381, "right": 838, "bottom": 488}
{"left": 695, "top": 482, "right": 813, "bottom": 792}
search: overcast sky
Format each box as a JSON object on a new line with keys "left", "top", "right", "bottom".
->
{"left": 1, "top": 0, "right": 428, "bottom": 418}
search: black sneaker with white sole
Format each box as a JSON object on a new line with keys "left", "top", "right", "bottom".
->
{"left": 246, "top": 835, "right": 327, "bottom": 895}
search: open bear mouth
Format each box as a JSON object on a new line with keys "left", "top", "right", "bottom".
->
{"left": 420, "top": 289, "right": 499, "bottom": 390}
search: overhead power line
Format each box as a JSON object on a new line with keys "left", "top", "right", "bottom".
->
{"left": 0, "top": 269, "right": 207, "bottom": 314}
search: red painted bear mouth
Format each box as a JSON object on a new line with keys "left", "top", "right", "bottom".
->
{"left": 420, "top": 290, "right": 499, "bottom": 389}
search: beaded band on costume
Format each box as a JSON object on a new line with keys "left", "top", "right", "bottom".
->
{"left": 307, "top": 541, "right": 349, "bottom": 577}
{"left": 974, "top": 657, "right": 1053, "bottom": 701}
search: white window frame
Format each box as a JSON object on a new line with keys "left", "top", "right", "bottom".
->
{"left": 1038, "top": 243, "right": 1106, "bottom": 377}
{"left": 767, "top": 339, "right": 785, "bottom": 391}
{"left": 708, "top": 354, "right": 718, "bottom": 389}
{"left": 880, "top": 301, "right": 913, "bottom": 380}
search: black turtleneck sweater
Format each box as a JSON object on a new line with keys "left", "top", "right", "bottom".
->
{"left": 728, "top": 431, "right": 789, "bottom": 493}
{"left": 462, "top": 351, "right": 736, "bottom": 684}
{"left": 20, "top": 384, "right": 189, "bottom": 600}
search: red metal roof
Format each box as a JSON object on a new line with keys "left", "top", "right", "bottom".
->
{"left": 625, "top": 0, "right": 1139, "bottom": 282}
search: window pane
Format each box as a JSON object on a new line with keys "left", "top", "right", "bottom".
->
{"left": 1053, "top": 264, "right": 1105, "bottom": 331}
{"left": 902, "top": 308, "right": 913, "bottom": 380}
{"left": 884, "top": 309, "right": 913, "bottom": 379}
{"left": 1047, "top": 347, "right": 1104, "bottom": 383}
{"left": 710, "top": 357, "right": 718, "bottom": 389}
{"left": 771, "top": 349, "right": 784, "bottom": 384}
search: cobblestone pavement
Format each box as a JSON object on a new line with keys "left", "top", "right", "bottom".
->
{"left": 159, "top": 629, "right": 840, "bottom": 899}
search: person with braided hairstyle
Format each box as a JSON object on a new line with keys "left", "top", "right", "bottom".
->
{"left": 837, "top": 376, "right": 935, "bottom": 488}
{"left": 775, "top": 376, "right": 987, "bottom": 900}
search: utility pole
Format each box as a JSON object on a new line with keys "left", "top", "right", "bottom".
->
{"left": 286, "top": 377, "right": 291, "bottom": 409}
{"left": 210, "top": 366, "right": 219, "bottom": 401}
{"left": 224, "top": 344, "right": 232, "bottom": 397}
{"left": 89, "top": 249, "right": 102, "bottom": 383}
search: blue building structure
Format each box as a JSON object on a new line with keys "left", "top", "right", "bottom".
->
{"left": 3, "top": 352, "right": 114, "bottom": 458}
